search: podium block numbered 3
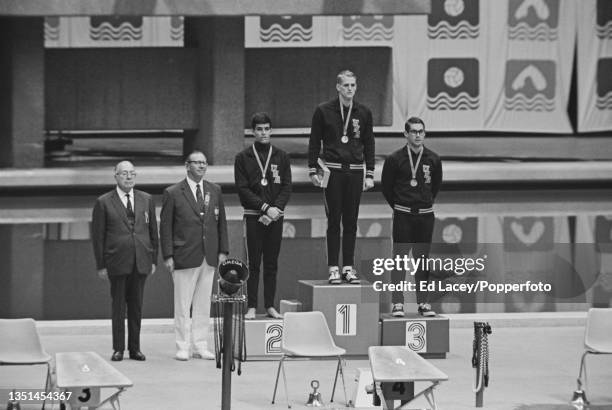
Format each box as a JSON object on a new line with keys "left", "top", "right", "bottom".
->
{"left": 379, "top": 314, "right": 450, "bottom": 358}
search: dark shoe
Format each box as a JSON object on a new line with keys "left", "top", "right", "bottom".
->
{"left": 111, "top": 351, "right": 124, "bottom": 361}
{"left": 342, "top": 266, "right": 361, "bottom": 284}
{"left": 418, "top": 303, "right": 436, "bottom": 317}
{"left": 129, "top": 351, "right": 146, "bottom": 361}
{"left": 391, "top": 303, "right": 405, "bottom": 317}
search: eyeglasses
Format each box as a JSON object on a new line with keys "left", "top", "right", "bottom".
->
{"left": 116, "top": 171, "right": 137, "bottom": 177}
{"left": 408, "top": 129, "right": 425, "bottom": 136}
{"left": 187, "top": 161, "right": 208, "bottom": 166}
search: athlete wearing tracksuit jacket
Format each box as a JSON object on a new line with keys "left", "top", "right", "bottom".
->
{"left": 235, "top": 113, "right": 291, "bottom": 319}
{"left": 381, "top": 117, "right": 442, "bottom": 317}
{"left": 308, "top": 70, "right": 375, "bottom": 284}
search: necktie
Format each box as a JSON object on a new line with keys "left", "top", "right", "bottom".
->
{"left": 196, "top": 184, "right": 205, "bottom": 212}
{"left": 126, "top": 194, "right": 134, "bottom": 216}
{"left": 126, "top": 194, "right": 135, "bottom": 226}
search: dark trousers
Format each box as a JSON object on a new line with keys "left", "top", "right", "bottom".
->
{"left": 109, "top": 272, "right": 146, "bottom": 352}
{"left": 324, "top": 169, "right": 364, "bottom": 267}
{"left": 245, "top": 216, "right": 284, "bottom": 309}
{"left": 391, "top": 212, "right": 435, "bottom": 304}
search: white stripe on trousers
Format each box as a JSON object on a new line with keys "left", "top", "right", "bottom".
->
{"left": 172, "top": 259, "right": 215, "bottom": 353}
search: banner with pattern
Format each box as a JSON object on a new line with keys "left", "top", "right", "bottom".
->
{"left": 44, "top": 16, "right": 183, "bottom": 47}
{"left": 483, "top": 0, "right": 575, "bottom": 132}
{"left": 244, "top": 15, "right": 394, "bottom": 48}
{"left": 575, "top": 214, "right": 612, "bottom": 307}
{"left": 577, "top": 0, "right": 612, "bottom": 132}
{"left": 485, "top": 215, "right": 580, "bottom": 312}
{"left": 430, "top": 217, "right": 480, "bottom": 314}
{"left": 245, "top": 2, "right": 575, "bottom": 133}
{"left": 394, "top": 0, "right": 485, "bottom": 131}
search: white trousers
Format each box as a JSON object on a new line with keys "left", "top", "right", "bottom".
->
{"left": 172, "top": 259, "right": 215, "bottom": 352}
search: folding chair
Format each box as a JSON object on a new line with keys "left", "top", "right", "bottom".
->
{"left": 0, "top": 318, "right": 52, "bottom": 409}
{"left": 271, "top": 311, "right": 348, "bottom": 408}
{"left": 574, "top": 308, "right": 612, "bottom": 404}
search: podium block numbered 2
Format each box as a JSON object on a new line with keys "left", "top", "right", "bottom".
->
{"left": 297, "top": 280, "right": 379, "bottom": 355}
{"left": 244, "top": 317, "right": 284, "bottom": 360}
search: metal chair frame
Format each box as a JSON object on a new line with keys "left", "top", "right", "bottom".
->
{"left": 270, "top": 311, "right": 348, "bottom": 408}
{"left": 574, "top": 308, "right": 612, "bottom": 404}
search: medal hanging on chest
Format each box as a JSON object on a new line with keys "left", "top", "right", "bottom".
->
{"left": 407, "top": 146, "right": 423, "bottom": 188}
{"left": 340, "top": 99, "right": 353, "bottom": 144}
{"left": 253, "top": 144, "right": 273, "bottom": 187}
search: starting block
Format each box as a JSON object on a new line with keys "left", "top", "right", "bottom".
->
{"left": 350, "top": 367, "right": 378, "bottom": 408}
{"left": 244, "top": 315, "right": 284, "bottom": 360}
{"left": 55, "top": 351, "right": 132, "bottom": 409}
{"left": 368, "top": 346, "right": 448, "bottom": 410}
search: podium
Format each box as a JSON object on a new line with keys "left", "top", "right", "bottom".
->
{"left": 379, "top": 314, "right": 449, "bottom": 358}
{"left": 297, "top": 280, "right": 379, "bottom": 355}
{"left": 244, "top": 316, "right": 284, "bottom": 360}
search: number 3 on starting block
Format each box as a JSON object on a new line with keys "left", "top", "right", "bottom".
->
{"left": 66, "top": 387, "right": 101, "bottom": 407}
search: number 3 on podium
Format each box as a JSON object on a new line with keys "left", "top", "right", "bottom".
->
{"left": 405, "top": 321, "right": 427, "bottom": 352}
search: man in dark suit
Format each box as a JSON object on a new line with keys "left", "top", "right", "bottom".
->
{"left": 160, "top": 151, "right": 229, "bottom": 361}
{"left": 92, "top": 160, "right": 159, "bottom": 362}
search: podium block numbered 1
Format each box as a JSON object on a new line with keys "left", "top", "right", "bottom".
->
{"left": 297, "top": 280, "right": 379, "bottom": 355}
{"left": 379, "top": 314, "right": 449, "bottom": 358}
{"left": 244, "top": 316, "right": 284, "bottom": 360}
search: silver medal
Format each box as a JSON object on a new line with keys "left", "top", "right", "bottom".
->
{"left": 261, "top": 178, "right": 268, "bottom": 186}
{"left": 341, "top": 135, "right": 349, "bottom": 144}
{"left": 410, "top": 179, "right": 418, "bottom": 187}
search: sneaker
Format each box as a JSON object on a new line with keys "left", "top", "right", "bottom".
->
{"left": 175, "top": 350, "right": 190, "bottom": 361}
{"left": 245, "top": 307, "right": 256, "bottom": 320}
{"left": 391, "top": 303, "right": 405, "bottom": 317}
{"left": 328, "top": 266, "right": 341, "bottom": 284}
{"left": 193, "top": 348, "right": 215, "bottom": 360}
{"left": 342, "top": 266, "right": 361, "bottom": 284}
{"left": 418, "top": 303, "right": 436, "bottom": 317}
{"left": 266, "top": 307, "right": 283, "bottom": 319}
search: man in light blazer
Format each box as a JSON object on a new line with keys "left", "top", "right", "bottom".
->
{"left": 92, "top": 161, "right": 159, "bottom": 362}
{"left": 160, "top": 151, "right": 229, "bottom": 361}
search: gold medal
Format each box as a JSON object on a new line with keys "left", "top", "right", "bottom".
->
{"left": 340, "top": 99, "right": 352, "bottom": 145}
{"left": 253, "top": 144, "right": 273, "bottom": 188}
{"left": 407, "top": 146, "right": 423, "bottom": 189}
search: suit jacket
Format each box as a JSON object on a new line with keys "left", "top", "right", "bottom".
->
{"left": 160, "top": 178, "right": 229, "bottom": 269}
{"left": 92, "top": 189, "right": 159, "bottom": 276}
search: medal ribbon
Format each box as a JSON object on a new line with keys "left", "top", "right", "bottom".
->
{"left": 407, "top": 146, "right": 423, "bottom": 183}
{"left": 253, "top": 144, "right": 273, "bottom": 181}
{"left": 339, "top": 99, "right": 353, "bottom": 138}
